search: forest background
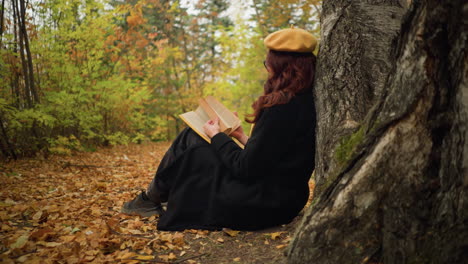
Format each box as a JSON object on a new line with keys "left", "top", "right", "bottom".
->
{"left": 0, "top": 0, "right": 321, "bottom": 159}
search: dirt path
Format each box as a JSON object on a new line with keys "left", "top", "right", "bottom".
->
{"left": 0, "top": 142, "right": 312, "bottom": 263}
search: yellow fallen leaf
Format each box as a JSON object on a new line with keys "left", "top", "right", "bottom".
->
{"left": 159, "top": 252, "right": 177, "bottom": 261}
{"left": 217, "top": 238, "right": 224, "bottom": 243}
{"left": 127, "top": 229, "right": 143, "bottom": 235}
{"left": 222, "top": 228, "right": 240, "bottom": 237}
{"left": 32, "top": 210, "right": 43, "bottom": 221}
{"left": 270, "top": 232, "right": 284, "bottom": 240}
{"left": 10, "top": 234, "right": 29, "bottom": 249}
{"left": 133, "top": 255, "right": 154, "bottom": 260}
{"left": 119, "top": 251, "right": 136, "bottom": 260}
{"left": 276, "top": 244, "right": 287, "bottom": 249}
{"left": 1, "top": 224, "right": 11, "bottom": 231}
{"left": 168, "top": 252, "right": 177, "bottom": 260}
{"left": 233, "top": 257, "right": 241, "bottom": 262}
{"left": 36, "top": 241, "right": 62, "bottom": 247}
{"left": 173, "top": 232, "right": 185, "bottom": 246}
{"left": 0, "top": 201, "right": 14, "bottom": 207}
{"left": 59, "top": 235, "right": 76, "bottom": 243}
{"left": 4, "top": 198, "right": 16, "bottom": 205}
{"left": 85, "top": 250, "right": 99, "bottom": 256}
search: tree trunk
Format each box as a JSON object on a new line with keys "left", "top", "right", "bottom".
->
{"left": 19, "top": 0, "right": 39, "bottom": 103}
{"left": 313, "top": 0, "right": 409, "bottom": 196}
{"left": 13, "top": 0, "right": 32, "bottom": 108}
{"left": 0, "top": 0, "right": 5, "bottom": 45}
{"left": 288, "top": 0, "right": 468, "bottom": 263}
{"left": 0, "top": 114, "right": 17, "bottom": 160}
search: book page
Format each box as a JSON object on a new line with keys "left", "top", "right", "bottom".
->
{"left": 199, "top": 98, "right": 228, "bottom": 132}
{"left": 179, "top": 107, "right": 211, "bottom": 143}
{"left": 204, "top": 96, "right": 241, "bottom": 134}
{"left": 194, "top": 105, "right": 210, "bottom": 122}
{"left": 179, "top": 98, "right": 244, "bottom": 148}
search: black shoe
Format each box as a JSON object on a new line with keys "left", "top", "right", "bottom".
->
{"left": 121, "top": 191, "right": 165, "bottom": 217}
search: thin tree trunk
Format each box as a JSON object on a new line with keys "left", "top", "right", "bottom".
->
{"left": 10, "top": 1, "right": 21, "bottom": 108}
{"left": 13, "top": 0, "right": 32, "bottom": 108}
{"left": 19, "top": 0, "right": 39, "bottom": 103}
{"left": 0, "top": 0, "right": 5, "bottom": 45}
{"left": 288, "top": 0, "right": 468, "bottom": 263}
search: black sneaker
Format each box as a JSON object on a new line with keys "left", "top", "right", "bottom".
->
{"left": 121, "top": 191, "right": 165, "bottom": 217}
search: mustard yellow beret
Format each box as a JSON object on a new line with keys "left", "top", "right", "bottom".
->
{"left": 264, "top": 28, "right": 317, "bottom": 53}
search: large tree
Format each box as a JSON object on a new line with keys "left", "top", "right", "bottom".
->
{"left": 288, "top": 0, "right": 468, "bottom": 263}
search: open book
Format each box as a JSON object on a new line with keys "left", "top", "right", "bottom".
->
{"left": 179, "top": 96, "right": 243, "bottom": 146}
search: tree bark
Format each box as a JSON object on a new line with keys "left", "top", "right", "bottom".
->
{"left": 288, "top": 0, "right": 468, "bottom": 263}
{"left": 0, "top": 0, "right": 5, "bottom": 45}
{"left": 0, "top": 114, "right": 17, "bottom": 160}
{"left": 313, "top": 0, "right": 409, "bottom": 196}
{"left": 19, "top": 0, "right": 39, "bottom": 104}
{"left": 13, "top": 0, "right": 32, "bottom": 108}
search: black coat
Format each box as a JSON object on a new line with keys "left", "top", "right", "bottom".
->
{"left": 156, "top": 91, "right": 316, "bottom": 231}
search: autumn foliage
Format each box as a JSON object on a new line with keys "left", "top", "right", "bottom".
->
{"left": 0, "top": 142, "right": 315, "bottom": 263}
{"left": 0, "top": 0, "right": 320, "bottom": 159}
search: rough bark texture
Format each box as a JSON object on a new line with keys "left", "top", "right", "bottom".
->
{"left": 288, "top": 0, "right": 468, "bottom": 263}
{"left": 314, "top": 0, "right": 409, "bottom": 194}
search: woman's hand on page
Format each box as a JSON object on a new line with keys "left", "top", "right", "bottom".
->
{"left": 203, "top": 117, "right": 220, "bottom": 138}
{"left": 230, "top": 112, "right": 249, "bottom": 145}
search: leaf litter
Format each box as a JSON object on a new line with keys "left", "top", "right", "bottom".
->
{"left": 0, "top": 142, "right": 315, "bottom": 263}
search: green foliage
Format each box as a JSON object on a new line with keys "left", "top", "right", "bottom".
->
{"left": 49, "top": 135, "right": 83, "bottom": 155}
{"left": 104, "top": 132, "right": 130, "bottom": 146}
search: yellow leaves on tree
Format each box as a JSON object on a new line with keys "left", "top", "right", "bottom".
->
{"left": 126, "top": 3, "right": 146, "bottom": 28}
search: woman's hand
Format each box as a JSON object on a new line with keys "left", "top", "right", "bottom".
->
{"left": 203, "top": 117, "right": 220, "bottom": 138}
{"left": 230, "top": 112, "right": 249, "bottom": 145}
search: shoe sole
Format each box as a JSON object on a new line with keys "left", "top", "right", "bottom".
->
{"left": 121, "top": 207, "right": 164, "bottom": 217}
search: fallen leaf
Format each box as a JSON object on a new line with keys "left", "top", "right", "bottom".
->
{"left": 217, "top": 238, "right": 224, "bottom": 243}
{"left": 32, "top": 210, "right": 43, "bottom": 221}
{"left": 173, "top": 232, "right": 185, "bottom": 246}
{"left": 85, "top": 250, "right": 99, "bottom": 256}
{"left": 59, "top": 235, "right": 76, "bottom": 243}
{"left": 10, "top": 234, "right": 29, "bottom": 249}
{"left": 269, "top": 232, "right": 284, "bottom": 240}
{"left": 119, "top": 250, "right": 136, "bottom": 260}
{"left": 276, "top": 244, "right": 287, "bottom": 249}
{"left": 4, "top": 198, "right": 16, "bottom": 205}
{"left": 223, "top": 228, "right": 240, "bottom": 237}
{"left": 168, "top": 253, "right": 177, "bottom": 260}
{"left": 159, "top": 252, "right": 176, "bottom": 261}
{"left": 133, "top": 254, "right": 155, "bottom": 260}
{"left": 30, "top": 227, "right": 55, "bottom": 241}
{"left": 233, "top": 257, "right": 241, "bottom": 262}
{"left": 36, "top": 241, "right": 62, "bottom": 247}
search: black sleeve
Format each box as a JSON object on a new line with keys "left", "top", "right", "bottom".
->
{"left": 211, "top": 104, "right": 296, "bottom": 180}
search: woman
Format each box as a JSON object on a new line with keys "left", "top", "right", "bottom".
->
{"left": 122, "top": 27, "right": 317, "bottom": 231}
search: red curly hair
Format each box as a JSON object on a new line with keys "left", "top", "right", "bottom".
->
{"left": 247, "top": 50, "right": 316, "bottom": 123}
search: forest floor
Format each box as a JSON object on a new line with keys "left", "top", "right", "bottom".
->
{"left": 0, "top": 142, "right": 314, "bottom": 264}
